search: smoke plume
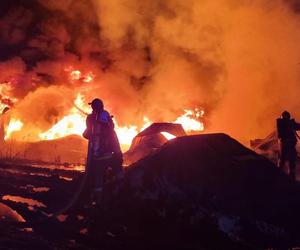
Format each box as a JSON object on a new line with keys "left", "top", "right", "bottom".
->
{"left": 1, "top": 0, "right": 300, "bottom": 143}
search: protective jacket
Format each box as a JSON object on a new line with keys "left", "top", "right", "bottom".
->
{"left": 83, "top": 110, "right": 122, "bottom": 156}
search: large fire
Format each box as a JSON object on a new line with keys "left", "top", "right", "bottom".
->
{"left": 1, "top": 70, "right": 204, "bottom": 151}
{"left": 36, "top": 92, "right": 204, "bottom": 151}
{"left": 0, "top": 0, "right": 299, "bottom": 156}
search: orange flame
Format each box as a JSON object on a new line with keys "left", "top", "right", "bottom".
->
{"left": 39, "top": 113, "right": 85, "bottom": 140}
{"left": 5, "top": 118, "right": 23, "bottom": 140}
{"left": 160, "top": 132, "right": 176, "bottom": 140}
{"left": 36, "top": 96, "right": 204, "bottom": 151}
{"left": 0, "top": 82, "right": 18, "bottom": 112}
{"left": 70, "top": 70, "right": 81, "bottom": 81}
{"left": 4, "top": 92, "right": 204, "bottom": 150}
{"left": 64, "top": 67, "right": 95, "bottom": 83}
{"left": 174, "top": 109, "right": 204, "bottom": 132}
{"left": 1, "top": 67, "right": 204, "bottom": 149}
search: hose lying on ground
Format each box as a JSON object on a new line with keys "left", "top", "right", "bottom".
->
{"left": 8, "top": 142, "right": 114, "bottom": 228}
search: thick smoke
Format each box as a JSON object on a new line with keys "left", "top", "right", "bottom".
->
{"left": 1, "top": 0, "right": 300, "bottom": 143}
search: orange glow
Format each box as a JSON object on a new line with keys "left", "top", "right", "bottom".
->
{"left": 174, "top": 109, "right": 204, "bottom": 132}
{"left": 74, "top": 93, "right": 91, "bottom": 113}
{"left": 0, "top": 82, "right": 18, "bottom": 112}
{"left": 5, "top": 118, "right": 23, "bottom": 140}
{"left": 4, "top": 93, "right": 204, "bottom": 150}
{"left": 83, "top": 72, "right": 95, "bottom": 83}
{"left": 39, "top": 112, "right": 85, "bottom": 140}
{"left": 64, "top": 66, "right": 95, "bottom": 83}
{"left": 161, "top": 132, "right": 176, "bottom": 140}
{"left": 2, "top": 195, "right": 46, "bottom": 208}
{"left": 70, "top": 70, "right": 81, "bottom": 81}
{"left": 39, "top": 94, "right": 89, "bottom": 140}
{"left": 114, "top": 124, "right": 138, "bottom": 151}
{"left": 36, "top": 106, "right": 204, "bottom": 150}
{"left": 114, "top": 116, "right": 153, "bottom": 151}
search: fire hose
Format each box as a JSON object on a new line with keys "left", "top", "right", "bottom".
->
{"left": 7, "top": 141, "right": 114, "bottom": 228}
{"left": 48, "top": 110, "right": 119, "bottom": 218}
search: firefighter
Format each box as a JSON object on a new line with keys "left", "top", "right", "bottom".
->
{"left": 276, "top": 111, "right": 300, "bottom": 180}
{"left": 83, "top": 98, "right": 123, "bottom": 201}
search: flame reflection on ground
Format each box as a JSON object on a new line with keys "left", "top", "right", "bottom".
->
{"left": 2, "top": 195, "right": 46, "bottom": 208}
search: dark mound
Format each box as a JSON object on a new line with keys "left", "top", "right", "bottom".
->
{"left": 2, "top": 133, "right": 300, "bottom": 250}
{"left": 91, "top": 133, "right": 300, "bottom": 250}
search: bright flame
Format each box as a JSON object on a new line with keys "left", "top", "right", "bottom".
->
{"left": 64, "top": 66, "right": 95, "bottom": 83}
{"left": 5, "top": 118, "right": 23, "bottom": 140}
{"left": 32, "top": 108, "right": 204, "bottom": 149}
{"left": 74, "top": 93, "right": 92, "bottom": 114}
{"left": 83, "top": 72, "right": 95, "bottom": 83}
{"left": 161, "top": 132, "right": 176, "bottom": 140}
{"left": 115, "top": 124, "right": 138, "bottom": 150}
{"left": 141, "top": 116, "right": 152, "bottom": 131}
{"left": 174, "top": 109, "right": 204, "bottom": 132}
{"left": 4, "top": 91, "right": 204, "bottom": 151}
{"left": 70, "top": 70, "right": 81, "bottom": 81}
{"left": 114, "top": 116, "right": 153, "bottom": 151}
{"left": 39, "top": 94, "right": 87, "bottom": 140}
{"left": 39, "top": 112, "right": 85, "bottom": 140}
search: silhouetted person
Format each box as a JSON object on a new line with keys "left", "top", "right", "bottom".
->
{"left": 277, "top": 111, "right": 300, "bottom": 180}
{"left": 83, "top": 98, "right": 123, "bottom": 200}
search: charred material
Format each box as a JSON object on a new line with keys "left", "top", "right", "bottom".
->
{"left": 0, "top": 134, "right": 298, "bottom": 249}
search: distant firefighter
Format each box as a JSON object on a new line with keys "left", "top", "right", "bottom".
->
{"left": 83, "top": 98, "right": 123, "bottom": 201}
{"left": 276, "top": 111, "right": 300, "bottom": 180}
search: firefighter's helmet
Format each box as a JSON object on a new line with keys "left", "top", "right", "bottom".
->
{"left": 89, "top": 98, "right": 103, "bottom": 110}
